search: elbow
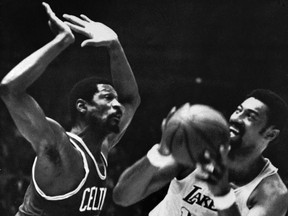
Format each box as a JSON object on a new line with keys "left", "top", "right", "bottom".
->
{"left": 123, "top": 92, "right": 141, "bottom": 111}
{"left": 112, "top": 186, "right": 133, "bottom": 207}
{"left": 0, "top": 81, "right": 21, "bottom": 100}
{"left": 134, "top": 93, "right": 141, "bottom": 109}
{"left": 131, "top": 89, "right": 141, "bottom": 109}
{"left": 0, "top": 82, "right": 10, "bottom": 98}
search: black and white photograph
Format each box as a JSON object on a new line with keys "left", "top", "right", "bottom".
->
{"left": 1, "top": 0, "right": 288, "bottom": 215}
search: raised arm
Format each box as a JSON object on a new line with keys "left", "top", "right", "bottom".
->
{"left": 63, "top": 14, "right": 140, "bottom": 150}
{"left": 0, "top": 2, "right": 74, "bottom": 154}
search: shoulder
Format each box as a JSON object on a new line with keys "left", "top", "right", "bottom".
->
{"left": 249, "top": 173, "right": 288, "bottom": 212}
{"left": 37, "top": 118, "right": 82, "bottom": 169}
{"left": 46, "top": 117, "right": 66, "bottom": 135}
{"left": 257, "top": 173, "right": 287, "bottom": 197}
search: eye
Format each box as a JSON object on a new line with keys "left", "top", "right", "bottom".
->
{"left": 234, "top": 106, "right": 242, "bottom": 114}
{"left": 104, "top": 95, "right": 112, "bottom": 100}
{"left": 247, "top": 112, "right": 257, "bottom": 121}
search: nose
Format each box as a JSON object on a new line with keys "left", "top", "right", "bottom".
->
{"left": 111, "top": 99, "right": 124, "bottom": 113}
{"left": 230, "top": 110, "right": 244, "bottom": 124}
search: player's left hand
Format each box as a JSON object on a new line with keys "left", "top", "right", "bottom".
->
{"left": 63, "top": 14, "right": 118, "bottom": 48}
{"left": 196, "top": 145, "right": 231, "bottom": 196}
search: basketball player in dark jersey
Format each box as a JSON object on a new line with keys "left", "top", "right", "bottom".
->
{"left": 0, "top": 2, "right": 140, "bottom": 216}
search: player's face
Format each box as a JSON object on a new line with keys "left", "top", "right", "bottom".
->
{"left": 88, "top": 84, "right": 124, "bottom": 133}
{"left": 228, "top": 97, "right": 269, "bottom": 159}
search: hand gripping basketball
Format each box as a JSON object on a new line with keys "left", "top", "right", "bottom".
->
{"left": 163, "top": 103, "right": 230, "bottom": 167}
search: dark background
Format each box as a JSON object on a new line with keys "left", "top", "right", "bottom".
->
{"left": 1, "top": 0, "right": 288, "bottom": 215}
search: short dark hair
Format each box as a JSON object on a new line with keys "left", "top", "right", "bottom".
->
{"left": 246, "top": 89, "right": 288, "bottom": 131}
{"left": 69, "top": 77, "right": 113, "bottom": 125}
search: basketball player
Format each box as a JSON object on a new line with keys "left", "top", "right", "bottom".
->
{"left": 0, "top": 2, "right": 140, "bottom": 216}
{"left": 113, "top": 89, "right": 288, "bottom": 216}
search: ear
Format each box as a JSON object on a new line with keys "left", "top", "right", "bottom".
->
{"left": 264, "top": 127, "right": 280, "bottom": 142}
{"left": 76, "top": 99, "right": 88, "bottom": 114}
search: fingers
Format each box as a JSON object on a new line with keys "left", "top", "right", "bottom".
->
{"left": 195, "top": 164, "right": 218, "bottom": 184}
{"left": 203, "top": 150, "right": 222, "bottom": 174}
{"left": 165, "top": 106, "right": 176, "bottom": 123}
{"left": 220, "top": 145, "right": 230, "bottom": 166}
{"left": 64, "top": 21, "right": 85, "bottom": 34}
{"left": 63, "top": 14, "right": 87, "bottom": 27}
{"left": 42, "top": 2, "right": 56, "bottom": 18}
{"left": 161, "top": 118, "right": 167, "bottom": 132}
{"left": 80, "top": 14, "right": 92, "bottom": 22}
{"left": 196, "top": 149, "right": 228, "bottom": 183}
{"left": 161, "top": 106, "right": 176, "bottom": 132}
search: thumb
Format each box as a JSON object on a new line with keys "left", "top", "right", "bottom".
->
{"left": 81, "top": 39, "right": 107, "bottom": 47}
{"left": 81, "top": 40, "right": 94, "bottom": 47}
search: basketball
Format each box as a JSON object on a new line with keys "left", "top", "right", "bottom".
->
{"left": 163, "top": 103, "right": 230, "bottom": 166}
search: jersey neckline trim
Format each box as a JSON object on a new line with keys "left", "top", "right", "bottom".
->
{"left": 67, "top": 132, "right": 107, "bottom": 180}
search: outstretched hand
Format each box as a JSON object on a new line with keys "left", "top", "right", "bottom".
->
{"left": 63, "top": 14, "right": 118, "bottom": 47}
{"left": 42, "top": 2, "right": 74, "bottom": 43}
{"left": 196, "top": 145, "right": 231, "bottom": 196}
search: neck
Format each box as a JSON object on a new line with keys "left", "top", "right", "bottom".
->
{"left": 70, "top": 124, "right": 107, "bottom": 156}
{"left": 228, "top": 155, "right": 266, "bottom": 186}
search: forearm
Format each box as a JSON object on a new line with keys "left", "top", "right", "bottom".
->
{"left": 113, "top": 144, "right": 180, "bottom": 206}
{"left": 108, "top": 40, "right": 140, "bottom": 105}
{"left": 0, "top": 33, "right": 73, "bottom": 94}
{"left": 113, "top": 156, "right": 159, "bottom": 206}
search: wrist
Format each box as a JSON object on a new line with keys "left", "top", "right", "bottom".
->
{"left": 213, "top": 188, "right": 236, "bottom": 211}
{"left": 108, "top": 39, "right": 121, "bottom": 51}
{"left": 146, "top": 144, "right": 175, "bottom": 168}
{"left": 55, "top": 33, "right": 74, "bottom": 48}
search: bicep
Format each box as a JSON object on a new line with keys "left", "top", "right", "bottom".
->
{"left": 247, "top": 200, "right": 287, "bottom": 216}
{"left": 247, "top": 177, "right": 288, "bottom": 216}
{"left": 2, "top": 92, "right": 57, "bottom": 153}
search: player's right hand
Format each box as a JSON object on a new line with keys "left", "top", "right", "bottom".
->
{"left": 158, "top": 106, "right": 177, "bottom": 155}
{"left": 42, "top": 2, "right": 75, "bottom": 44}
{"left": 62, "top": 14, "right": 118, "bottom": 48}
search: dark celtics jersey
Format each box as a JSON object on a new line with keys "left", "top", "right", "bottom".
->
{"left": 16, "top": 132, "right": 108, "bottom": 216}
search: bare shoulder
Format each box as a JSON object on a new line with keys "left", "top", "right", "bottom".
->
{"left": 42, "top": 117, "right": 83, "bottom": 167}
{"left": 35, "top": 118, "right": 86, "bottom": 195}
{"left": 257, "top": 173, "right": 288, "bottom": 198}
{"left": 249, "top": 173, "right": 288, "bottom": 214}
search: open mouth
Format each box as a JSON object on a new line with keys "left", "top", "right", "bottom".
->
{"left": 230, "top": 126, "right": 239, "bottom": 136}
{"left": 229, "top": 124, "right": 245, "bottom": 138}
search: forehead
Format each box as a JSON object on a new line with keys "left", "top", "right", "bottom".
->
{"left": 97, "top": 84, "right": 117, "bottom": 95}
{"left": 240, "top": 97, "right": 268, "bottom": 116}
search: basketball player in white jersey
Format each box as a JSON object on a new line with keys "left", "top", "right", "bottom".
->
{"left": 113, "top": 89, "right": 288, "bottom": 216}
{"left": 0, "top": 2, "right": 140, "bottom": 216}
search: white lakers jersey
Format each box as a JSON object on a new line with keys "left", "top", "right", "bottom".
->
{"left": 149, "top": 158, "right": 277, "bottom": 216}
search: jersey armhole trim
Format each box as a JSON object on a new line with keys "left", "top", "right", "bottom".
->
{"left": 32, "top": 138, "right": 90, "bottom": 201}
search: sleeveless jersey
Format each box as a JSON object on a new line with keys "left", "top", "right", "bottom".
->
{"left": 16, "top": 132, "right": 108, "bottom": 216}
{"left": 149, "top": 158, "right": 277, "bottom": 216}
